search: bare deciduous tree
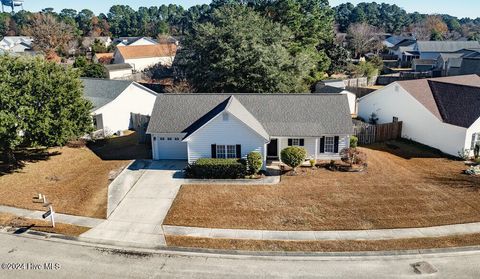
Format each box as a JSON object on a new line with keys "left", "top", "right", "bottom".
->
{"left": 347, "top": 23, "right": 383, "bottom": 58}
{"left": 23, "top": 14, "right": 74, "bottom": 55}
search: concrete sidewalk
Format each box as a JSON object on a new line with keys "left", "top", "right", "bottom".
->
{"left": 0, "top": 205, "right": 103, "bottom": 228}
{"left": 163, "top": 222, "right": 480, "bottom": 241}
{"left": 80, "top": 160, "right": 187, "bottom": 247}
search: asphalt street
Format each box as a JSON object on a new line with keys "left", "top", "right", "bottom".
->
{"left": 1, "top": 233, "right": 480, "bottom": 278}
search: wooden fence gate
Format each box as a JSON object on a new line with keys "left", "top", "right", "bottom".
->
{"left": 353, "top": 120, "right": 403, "bottom": 144}
{"left": 130, "top": 113, "right": 151, "bottom": 144}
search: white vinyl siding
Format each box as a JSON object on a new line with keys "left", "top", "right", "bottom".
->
{"left": 91, "top": 83, "right": 156, "bottom": 135}
{"left": 276, "top": 136, "right": 349, "bottom": 160}
{"left": 186, "top": 112, "right": 266, "bottom": 164}
{"left": 358, "top": 83, "right": 468, "bottom": 156}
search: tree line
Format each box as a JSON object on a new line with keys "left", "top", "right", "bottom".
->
{"left": 334, "top": 2, "right": 480, "bottom": 40}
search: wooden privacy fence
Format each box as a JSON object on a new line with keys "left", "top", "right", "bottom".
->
{"left": 353, "top": 120, "right": 403, "bottom": 144}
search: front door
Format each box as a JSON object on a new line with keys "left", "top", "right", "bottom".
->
{"left": 267, "top": 139, "right": 278, "bottom": 158}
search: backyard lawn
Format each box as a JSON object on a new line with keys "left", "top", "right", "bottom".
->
{"left": 164, "top": 140, "right": 480, "bottom": 231}
{"left": 0, "top": 145, "right": 131, "bottom": 219}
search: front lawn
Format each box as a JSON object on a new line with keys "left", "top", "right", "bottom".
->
{"left": 164, "top": 140, "right": 480, "bottom": 230}
{"left": 0, "top": 146, "right": 128, "bottom": 219}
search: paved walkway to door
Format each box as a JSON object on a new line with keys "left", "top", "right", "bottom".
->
{"left": 80, "top": 160, "right": 187, "bottom": 247}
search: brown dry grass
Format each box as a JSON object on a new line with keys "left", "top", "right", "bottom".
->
{"left": 166, "top": 234, "right": 480, "bottom": 252}
{"left": 0, "top": 147, "right": 128, "bottom": 219}
{"left": 0, "top": 213, "right": 89, "bottom": 237}
{"left": 164, "top": 140, "right": 480, "bottom": 230}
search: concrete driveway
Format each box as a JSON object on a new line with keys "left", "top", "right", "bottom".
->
{"left": 81, "top": 160, "right": 187, "bottom": 247}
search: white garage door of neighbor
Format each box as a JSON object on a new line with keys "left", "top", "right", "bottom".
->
{"left": 155, "top": 138, "right": 188, "bottom": 159}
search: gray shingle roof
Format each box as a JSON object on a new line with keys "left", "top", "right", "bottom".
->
{"left": 429, "top": 81, "right": 480, "bottom": 128}
{"left": 315, "top": 85, "right": 345, "bottom": 94}
{"left": 147, "top": 94, "right": 353, "bottom": 137}
{"left": 416, "top": 41, "right": 480, "bottom": 53}
{"left": 81, "top": 78, "right": 133, "bottom": 110}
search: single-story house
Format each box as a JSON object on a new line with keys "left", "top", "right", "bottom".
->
{"left": 93, "top": 52, "right": 114, "bottom": 64}
{"left": 113, "top": 37, "right": 158, "bottom": 47}
{"left": 81, "top": 37, "right": 112, "bottom": 50}
{"left": 146, "top": 94, "right": 353, "bottom": 167}
{"left": 113, "top": 43, "right": 177, "bottom": 72}
{"left": 315, "top": 85, "right": 357, "bottom": 115}
{"left": 412, "top": 59, "right": 436, "bottom": 72}
{"left": 81, "top": 78, "right": 158, "bottom": 135}
{"left": 414, "top": 41, "right": 480, "bottom": 60}
{"left": 358, "top": 75, "right": 480, "bottom": 156}
{"left": 104, "top": 63, "right": 133, "bottom": 80}
{"left": 0, "top": 36, "right": 33, "bottom": 53}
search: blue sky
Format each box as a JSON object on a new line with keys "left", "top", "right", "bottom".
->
{"left": 18, "top": 0, "right": 480, "bottom": 19}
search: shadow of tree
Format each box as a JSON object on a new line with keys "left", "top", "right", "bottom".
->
{"left": 87, "top": 132, "right": 151, "bottom": 161}
{"left": 0, "top": 148, "right": 61, "bottom": 175}
{"left": 362, "top": 139, "right": 457, "bottom": 160}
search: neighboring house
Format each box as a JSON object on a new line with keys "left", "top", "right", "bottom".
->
{"left": 358, "top": 75, "right": 480, "bottom": 156}
{"left": 414, "top": 41, "right": 480, "bottom": 60}
{"left": 0, "top": 36, "right": 33, "bottom": 53}
{"left": 383, "top": 36, "right": 415, "bottom": 48}
{"left": 146, "top": 94, "right": 353, "bottom": 167}
{"left": 81, "top": 78, "right": 158, "bottom": 135}
{"left": 436, "top": 49, "right": 480, "bottom": 76}
{"left": 113, "top": 44, "right": 177, "bottom": 72}
{"left": 93, "top": 52, "right": 114, "bottom": 64}
{"left": 82, "top": 37, "right": 112, "bottom": 50}
{"left": 412, "top": 59, "right": 436, "bottom": 72}
{"left": 113, "top": 37, "right": 158, "bottom": 47}
{"left": 315, "top": 85, "right": 357, "bottom": 115}
{"left": 104, "top": 63, "right": 133, "bottom": 80}
{"left": 387, "top": 39, "right": 418, "bottom": 64}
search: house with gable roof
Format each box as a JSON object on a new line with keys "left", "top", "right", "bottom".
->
{"left": 146, "top": 94, "right": 353, "bottom": 167}
{"left": 358, "top": 75, "right": 480, "bottom": 156}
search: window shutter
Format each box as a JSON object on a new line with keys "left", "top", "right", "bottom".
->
{"left": 211, "top": 144, "right": 217, "bottom": 158}
{"left": 288, "top": 139, "right": 292, "bottom": 146}
{"left": 334, "top": 136, "right": 340, "bottom": 153}
{"left": 299, "top": 139, "right": 304, "bottom": 146}
{"left": 236, "top": 145, "right": 241, "bottom": 159}
{"left": 472, "top": 133, "right": 478, "bottom": 149}
{"left": 320, "top": 137, "right": 325, "bottom": 153}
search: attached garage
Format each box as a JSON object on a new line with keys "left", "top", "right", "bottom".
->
{"left": 152, "top": 135, "right": 188, "bottom": 160}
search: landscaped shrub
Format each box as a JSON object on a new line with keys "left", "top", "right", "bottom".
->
{"left": 185, "top": 158, "right": 247, "bottom": 179}
{"left": 309, "top": 158, "right": 316, "bottom": 169}
{"left": 340, "top": 148, "right": 367, "bottom": 166}
{"left": 280, "top": 146, "right": 307, "bottom": 173}
{"left": 247, "top": 151, "right": 263, "bottom": 175}
{"left": 350, "top": 136, "right": 359, "bottom": 148}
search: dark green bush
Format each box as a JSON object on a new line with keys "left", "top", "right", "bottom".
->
{"left": 185, "top": 158, "right": 247, "bottom": 179}
{"left": 280, "top": 146, "right": 307, "bottom": 171}
{"left": 247, "top": 151, "right": 263, "bottom": 175}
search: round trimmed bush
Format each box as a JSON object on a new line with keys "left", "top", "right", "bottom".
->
{"left": 247, "top": 151, "right": 263, "bottom": 175}
{"left": 281, "top": 146, "right": 307, "bottom": 172}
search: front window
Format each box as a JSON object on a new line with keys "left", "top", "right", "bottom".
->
{"left": 325, "top": 137, "right": 335, "bottom": 153}
{"left": 216, "top": 145, "right": 236, "bottom": 158}
{"left": 226, "top": 145, "right": 236, "bottom": 158}
{"left": 291, "top": 139, "right": 300, "bottom": 146}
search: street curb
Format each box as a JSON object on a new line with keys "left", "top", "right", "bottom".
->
{"left": 4, "top": 229, "right": 480, "bottom": 260}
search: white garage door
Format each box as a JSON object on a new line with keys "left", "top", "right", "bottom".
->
{"left": 155, "top": 137, "right": 188, "bottom": 160}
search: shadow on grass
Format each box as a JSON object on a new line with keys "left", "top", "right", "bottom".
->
{"left": 87, "top": 132, "right": 152, "bottom": 161}
{"left": 0, "top": 148, "right": 61, "bottom": 175}
{"left": 362, "top": 138, "right": 457, "bottom": 160}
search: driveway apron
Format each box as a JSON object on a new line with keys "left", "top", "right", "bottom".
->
{"left": 80, "top": 160, "right": 186, "bottom": 247}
